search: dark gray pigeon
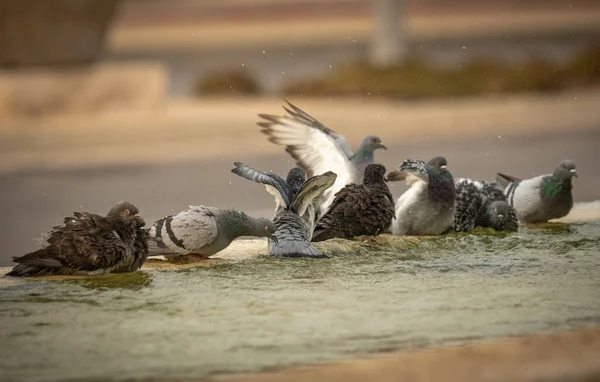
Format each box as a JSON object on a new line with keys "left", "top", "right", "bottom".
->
{"left": 389, "top": 157, "right": 456, "bottom": 236}
{"left": 257, "top": 100, "right": 387, "bottom": 220}
{"left": 7, "top": 202, "right": 149, "bottom": 277}
{"left": 496, "top": 159, "right": 577, "bottom": 223}
{"left": 453, "top": 178, "right": 518, "bottom": 232}
{"left": 147, "top": 206, "right": 276, "bottom": 259}
{"left": 312, "top": 164, "right": 395, "bottom": 242}
{"left": 232, "top": 162, "right": 337, "bottom": 258}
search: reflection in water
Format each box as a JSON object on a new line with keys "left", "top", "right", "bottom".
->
{"left": 1, "top": 222, "right": 600, "bottom": 381}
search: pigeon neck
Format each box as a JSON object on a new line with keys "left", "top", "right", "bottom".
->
{"left": 428, "top": 175, "right": 455, "bottom": 202}
{"left": 351, "top": 146, "right": 374, "bottom": 166}
{"left": 542, "top": 176, "right": 572, "bottom": 198}
{"left": 223, "top": 211, "right": 253, "bottom": 239}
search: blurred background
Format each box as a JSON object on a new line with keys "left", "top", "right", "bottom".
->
{"left": 0, "top": 0, "right": 599, "bottom": 265}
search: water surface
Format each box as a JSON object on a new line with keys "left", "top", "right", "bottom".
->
{"left": 1, "top": 222, "right": 599, "bottom": 382}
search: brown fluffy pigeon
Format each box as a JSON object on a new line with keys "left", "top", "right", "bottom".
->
{"left": 311, "top": 164, "right": 395, "bottom": 242}
{"left": 6, "top": 202, "right": 149, "bottom": 277}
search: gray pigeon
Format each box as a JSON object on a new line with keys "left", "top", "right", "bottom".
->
{"left": 312, "top": 164, "right": 395, "bottom": 242}
{"left": 496, "top": 159, "right": 577, "bottom": 223}
{"left": 7, "top": 202, "right": 149, "bottom": 276}
{"left": 453, "top": 178, "right": 518, "bottom": 232}
{"left": 231, "top": 162, "right": 337, "bottom": 258}
{"left": 257, "top": 100, "right": 387, "bottom": 220}
{"left": 147, "top": 206, "right": 277, "bottom": 259}
{"left": 388, "top": 157, "right": 456, "bottom": 236}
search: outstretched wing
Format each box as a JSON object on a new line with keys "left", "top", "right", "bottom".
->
{"left": 399, "top": 159, "right": 429, "bottom": 185}
{"left": 291, "top": 171, "right": 337, "bottom": 217}
{"left": 282, "top": 100, "right": 353, "bottom": 158}
{"left": 257, "top": 105, "right": 357, "bottom": 216}
{"left": 231, "top": 162, "right": 292, "bottom": 209}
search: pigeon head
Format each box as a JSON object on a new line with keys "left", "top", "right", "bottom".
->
{"left": 251, "top": 217, "right": 278, "bottom": 243}
{"left": 553, "top": 159, "right": 577, "bottom": 180}
{"left": 231, "top": 212, "right": 278, "bottom": 243}
{"left": 107, "top": 202, "right": 140, "bottom": 227}
{"left": 286, "top": 167, "right": 306, "bottom": 190}
{"left": 363, "top": 164, "right": 387, "bottom": 185}
{"left": 426, "top": 161, "right": 453, "bottom": 183}
{"left": 359, "top": 135, "right": 387, "bottom": 153}
{"left": 485, "top": 200, "right": 511, "bottom": 230}
{"left": 427, "top": 156, "right": 448, "bottom": 169}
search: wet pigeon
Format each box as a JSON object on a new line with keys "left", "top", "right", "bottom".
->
{"left": 7, "top": 202, "right": 149, "bottom": 277}
{"left": 386, "top": 156, "right": 447, "bottom": 182}
{"left": 257, "top": 100, "right": 387, "bottom": 220}
{"left": 388, "top": 157, "right": 456, "bottom": 236}
{"left": 312, "top": 164, "right": 395, "bottom": 242}
{"left": 453, "top": 178, "right": 518, "bottom": 232}
{"left": 232, "top": 162, "right": 337, "bottom": 257}
{"left": 147, "top": 206, "right": 276, "bottom": 259}
{"left": 496, "top": 159, "right": 577, "bottom": 223}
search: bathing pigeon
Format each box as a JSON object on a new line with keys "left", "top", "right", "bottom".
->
{"left": 257, "top": 100, "right": 387, "bottom": 220}
{"left": 496, "top": 159, "right": 577, "bottom": 223}
{"left": 232, "top": 162, "right": 337, "bottom": 257}
{"left": 312, "top": 164, "right": 395, "bottom": 242}
{"left": 389, "top": 157, "right": 456, "bottom": 236}
{"left": 387, "top": 156, "right": 447, "bottom": 182}
{"left": 453, "top": 178, "right": 518, "bottom": 232}
{"left": 7, "top": 202, "right": 149, "bottom": 277}
{"left": 147, "top": 206, "right": 277, "bottom": 259}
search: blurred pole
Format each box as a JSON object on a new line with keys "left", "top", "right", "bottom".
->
{"left": 370, "top": 0, "right": 406, "bottom": 67}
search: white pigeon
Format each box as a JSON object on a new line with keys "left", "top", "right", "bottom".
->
{"left": 257, "top": 100, "right": 387, "bottom": 219}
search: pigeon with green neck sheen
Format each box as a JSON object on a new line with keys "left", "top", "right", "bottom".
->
{"left": 390, "top": 157, "right": 456, "bottom": 236}
{"left": 257, "top": 100, "right": 387, "bottom": 220}
{"left": 496, "top": 159, "right": 577, "bottom": 223}
{"left": 147, "top": 206, "right": 276, "bottom": 259}
{"left": 232, "top": 162, "right": 337, "bottom": 258}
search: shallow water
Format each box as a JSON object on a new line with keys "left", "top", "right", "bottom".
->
{"left": 1, "top": 222, "right": 600, "bottom": 382}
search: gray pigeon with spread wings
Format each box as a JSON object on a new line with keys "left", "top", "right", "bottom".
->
{"left": 7, "top": 202, "right": 149, "bottom": 276}
{"left": 388, "top": 157, "right": 456, "bottom": 236}
{"left": 453, "top": 178, "right": 518, "bottom": 232}
{"left": 257, "top": 101, "right": 386, "bottom": 220}
{"left": 496, "top": 159, "right": 577, "bottom": 223}
{"left": 311, "top": 164, "right": 395, "bottom": 242}
{"left": 232, "top": 162, "right": 337, "bottom": 258}
{"left": 147, "top": 206, "right": 276, "bottom": 259}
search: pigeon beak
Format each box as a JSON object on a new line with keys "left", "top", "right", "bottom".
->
{"left": 570, "top": 169, "right": 577, "bottom": 177}
{"left": 379, "top": 143, "right": 388, "bottom": 150}
{"left": 440, "top": 165, "right": 448, "bottom": 169}
{"left": 498, "top": 214, "right": 504, "bottom": 220}
{"left": 268, "top": 234, "right": 278, "bottom": 244}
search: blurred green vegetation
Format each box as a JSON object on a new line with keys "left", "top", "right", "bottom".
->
{"left": 195, "top": 69, "right": 261, "bottom": 96}
{"left": 281, "top": 47, "right": 600, "bottom": 98}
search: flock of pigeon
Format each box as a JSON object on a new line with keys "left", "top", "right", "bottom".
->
{"left": 6, "top": 101, "right": 577, "bottom": 276}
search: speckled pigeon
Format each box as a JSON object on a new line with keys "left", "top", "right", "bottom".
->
{"left": 389, "top": 157, "right": 456, "bottom": 236}
{"left": 257, "top": 100, "right": 387, "bottom": 220}
{"left": 147, "top": 206, "right": 276, "bottom": 259}
{"left": 232, "top": 162, "right": 337, "bottom": 257}
{"left": 453, "top": 178, "right": 518, "bottom": 232}
{"left": 311, "top": 164, "right": 395, "bottom": 242}
{"left": 7, "top": 202, "right": 149, "bottom": 277}
{"left": 496, "top": 159, "right": 577, "bottom": 223}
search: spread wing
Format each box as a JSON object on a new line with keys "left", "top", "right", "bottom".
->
{"left": 257, "top": 106, "right": 357, "bottom": 217}
{"left": 291, "top": 171, "right": 337, "bottom": 217}
{"left": 399, "top": 159, "right": 429, "bottom": 185}
{"left": 231, "top": 162, "right": 292, "bottom": 209}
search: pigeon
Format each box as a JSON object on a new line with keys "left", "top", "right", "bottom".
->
{"left": 496, "top": 159, "right": 577, "bottom": 223}
{"left": 311, "top": 164, "right": 395, "bottom": 242}
{"left": 231, "top": 162, "right": 337, "bottom": 257}
{"left": 388, "top": 157, "right": 456, "bottom": 236}
{"left": 453, "top": 178, "right": 519, "bottom": 232}
{"left": 257, "top": 100, "right": 387, "bottom": 220}
{"left": 6, "top": 202, "right": 149, "bottom": 277}
{"left": 386, "top": 156, "right": 447, "bottom": 182}
{"left": 147, "top": 206, "right": 277, "bottom": 259}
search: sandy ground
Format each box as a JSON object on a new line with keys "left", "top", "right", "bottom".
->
{"left": 203, "top": 327, "right": 600, "bottom": 382}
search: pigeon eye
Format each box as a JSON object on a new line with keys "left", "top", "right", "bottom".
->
{"left": 124, "top": 209, "right": 130, "bottom": 215}
{"left": 371, "top": 138, "right": 377, "bottom": 143}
